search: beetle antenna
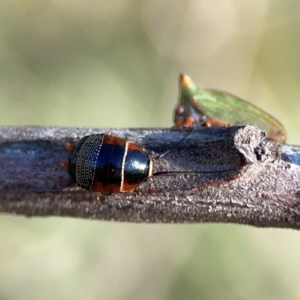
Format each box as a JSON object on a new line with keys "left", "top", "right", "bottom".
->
{"left": 154, "top": 127, "right": 198, "bottom": 160}
{"left": 153, "top": 168, "right": 237, "bottom": 176}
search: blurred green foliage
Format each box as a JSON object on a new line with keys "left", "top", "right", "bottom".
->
{"left": 1, "top": 1, "right": 300, "bottom": 299}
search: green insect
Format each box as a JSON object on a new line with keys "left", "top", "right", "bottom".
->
{"left": 174, "top": 74, "right": 286, "bottom": 143}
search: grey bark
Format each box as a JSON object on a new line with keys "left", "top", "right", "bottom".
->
{"left": 0, "top": 125, "right": 300, "bottom": 229}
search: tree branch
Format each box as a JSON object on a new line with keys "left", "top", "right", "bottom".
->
{"left": 1, "top": 125, "right": 300, "bottom": 229}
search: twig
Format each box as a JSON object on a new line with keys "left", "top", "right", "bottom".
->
{"left": 0, "top": 125, "right": 300, "bottom": 229}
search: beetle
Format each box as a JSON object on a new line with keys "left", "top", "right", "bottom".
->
{"left": 174, "top": 74, "right": 286, "bottom": 143}
{"left": 61, "top": 132, "right": 238, "bottom": 193}
{"left": 63, "top": 134, "right": 152, "bottom": 193}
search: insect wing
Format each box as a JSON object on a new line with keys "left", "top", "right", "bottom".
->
{"left": 177, "top": 74, "right": 286, "bottom": 143}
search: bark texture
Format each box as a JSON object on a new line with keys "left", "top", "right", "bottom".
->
{"left": 1, "top": 125, "right": 300, "bottom": 229}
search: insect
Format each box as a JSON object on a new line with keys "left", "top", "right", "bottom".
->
{"left": 61, "top": 132, "right": 237, "bottom": 193}
{"left": 174, "top": 74, "right": 286, "bottom": 143}
{"left": 62, "top": 134, "right": 152, "bottom": 193}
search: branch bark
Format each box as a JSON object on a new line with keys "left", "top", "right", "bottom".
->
{"left": 1, "top": 125, "right": 300, "bottom": 229}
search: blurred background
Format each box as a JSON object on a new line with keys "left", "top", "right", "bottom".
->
{"left": 0, "top": 1, "right": 300, "bottom": 299}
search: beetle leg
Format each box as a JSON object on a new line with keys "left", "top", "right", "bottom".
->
{"left": 64, "top": 141, "right": 75, "bottom": 152}
{"left": 59, "top": 161, "right": 69, "bottom": 168}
